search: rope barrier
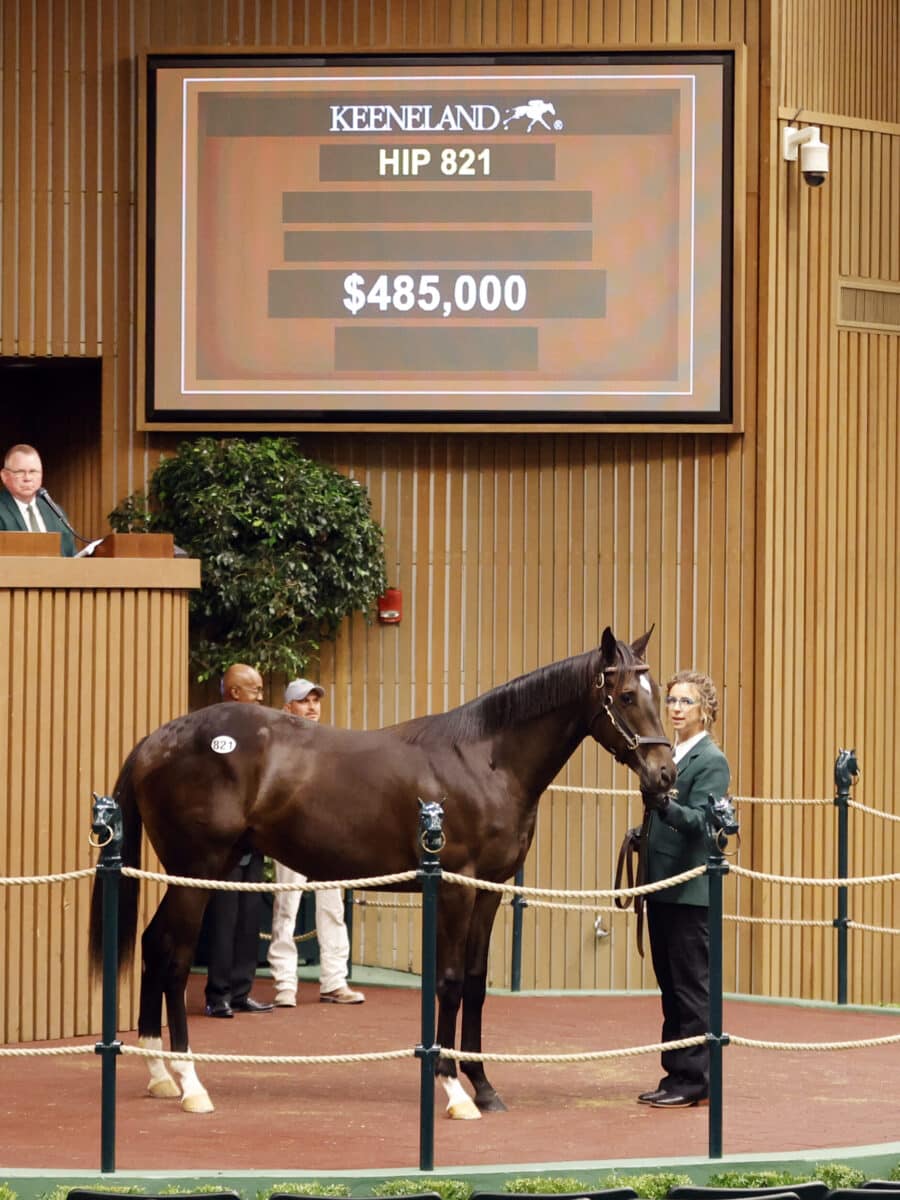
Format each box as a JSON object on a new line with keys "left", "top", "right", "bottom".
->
{"left": 10, "top": 1025, "right": 900, "bottom": 1065}
{"left": 122, "top": 1044, "right": 416, "bottom": 1066}
{"left": 728, "top": 1031, "right": 900, "bottom": 1051}
{"left": 120, "top": 866, "right": 419, "bottom": 891}
{"left": 730, "top": 863, "right": 900, "bottom": 887}
{"left": 0, "top": 867, "right": 95, "bottom": 886}
{"left": 0, "top": 1044, "right": 96, "bottom": 1057}
{"left": 848, "top": 798, "right": 900, "bottom": 823}
{"left": 441, "top": 865, "right": 706, "bottom": 900}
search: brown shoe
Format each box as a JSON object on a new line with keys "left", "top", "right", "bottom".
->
{"left": 319, "top": 986, "right": 365, "bottom": 1004}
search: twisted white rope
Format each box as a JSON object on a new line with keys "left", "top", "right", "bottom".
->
{"left": 729, "top": 1032, "right": 900, "bottom": 1051}
{"left": 120, "top": 866, "right": 418, "bottom": 891}
{"left": 730, "top": 863, "right": 900, "bottom": 887}
{"left": 0, "top": 1044, "right": 96, "bottom": 1057}
{"left": 731, "top": 795, "right": 831, "bottom": 806}
{"left": 441, "top": 866, "right": 706, "bottom": 900}
{"left": 724, "top": 913, "right": 836, "bottom": 928}
{"left": 122, "top": 1044, "right": 414, "bottom": 1066}
{"left": 439, "top": 1036, "right": 706, "bottom": 1063}
{"left": 848, "top": 798, "right": 900, "bottom": 823}
{"left": 847, "top": 919, "right": 900, "bottom": 936}
{"left": 0, "top": 868, "right": 96, "bottom": 886}
{"left": 548, "top": 785, "right": 639, "bottom": 797}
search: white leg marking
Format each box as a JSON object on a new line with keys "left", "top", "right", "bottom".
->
{"left": 139, "top": 1036, "right": 180, "bottom": 1099}
{"left": 171, "top": 1051, "right": 215, "bottom": 1114}
{"left": 441, "top": 1075, "right": 481, "bottom": 1120}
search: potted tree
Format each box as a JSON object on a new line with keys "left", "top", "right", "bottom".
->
{"left": 108, "top": 436, "right": 387, "bottom": 681}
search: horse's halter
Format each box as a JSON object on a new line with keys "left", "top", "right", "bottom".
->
{"left": 589, "top": 664, "right": 672, "bottom": 765}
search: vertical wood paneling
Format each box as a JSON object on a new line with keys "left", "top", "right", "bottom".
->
{"left": 761, "top": 97, "right": 900, "bottom": 1004}
{"left": 780, "top": 0, "right": 900, "bottom": 126}
{"left": 0, "top": 565, "right": 194, "bottom": 1042}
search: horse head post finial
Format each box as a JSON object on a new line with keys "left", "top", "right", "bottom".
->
{"left": 834, "top": 748, "right": 859, "bottom": 798}
{"left": 418, "top": 797, "right": 446, "bottom": 855}
{"left": 90, "top": 792, "right": 123, "bottom": 859}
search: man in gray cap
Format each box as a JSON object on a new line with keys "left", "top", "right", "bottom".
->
{"left": 268, "top": 678, "right": 365, "bottom": 1006}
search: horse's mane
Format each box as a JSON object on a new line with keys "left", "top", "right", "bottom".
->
{"left": 400, "top": 637, "right": 642, "bottom": 747}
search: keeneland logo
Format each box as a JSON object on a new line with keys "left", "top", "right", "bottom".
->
{"left": 329, "top": 99, "right": 563, "bottom": 133}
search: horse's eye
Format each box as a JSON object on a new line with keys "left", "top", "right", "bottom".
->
{"left": 620, "top": 690, "right": 635, "bottom": 705}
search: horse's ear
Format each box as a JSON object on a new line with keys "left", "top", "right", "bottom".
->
{"left": 630, "top": 625, "right": 655, "bottom": 662}
{"left": 600, "top": 627, "right": 618, "bottom": 663}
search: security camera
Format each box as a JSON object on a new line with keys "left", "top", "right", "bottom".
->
{"left": 782, "top": 125, "right": 830, "bottom": 187}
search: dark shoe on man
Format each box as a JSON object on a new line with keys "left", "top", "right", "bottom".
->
{"left": 638, "top": 1088, "right": 670, "bottom": 1104}
{"left": 649, "top": 1092, "right": 708, "bottom": 1108}
{"left": 205, "top": 1002, "right": 234, "bottom": 1018}
{"left": 230, "top": 997, "right": 274, "bottom": 1013}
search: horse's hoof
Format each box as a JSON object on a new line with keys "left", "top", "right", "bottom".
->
{"left": 181, "top": 1090, "right": 215, "bottom": 1114}
{"left": 476, "top": 1094, "right": 508, "bottom": 1113}
{"left": 147, "top": 1077, "right": 181, "bottom": 1100}
{"left": 446, "top": 1096, "right": 482, "bottom": 1120}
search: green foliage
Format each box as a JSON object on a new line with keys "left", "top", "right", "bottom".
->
{"left": 890, "top": 1165, "right": 900, "bottom": 1182}
{"left": 504, "top": 1181, "right": 588, "bottom": 1195}
{"left": 371, "top": 1181, "right": 472, "bottom": 1200}
{"left": 255, "top": 1187, "right": 351, "bottom": 1199}
{"left": 0, "top": 1188, "right": 15, "bottom": 1200}
{"left": 706, "top": 1172, "right": 811, "bottom": 1188}
{"left": 607, "top": 1174, "right": 692, "bottom": 1199}
{"left": 107, "top": 437, "right": 388, "bottom": 681}
{"left": 812, "top": 1164, "right": 866, "bottom": 1189}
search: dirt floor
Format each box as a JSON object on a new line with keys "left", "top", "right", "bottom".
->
{"left": 2, "top": 976, "right": 899, "bottom": 1175}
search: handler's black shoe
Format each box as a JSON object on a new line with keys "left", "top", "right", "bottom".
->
{"left": 205, "top": 1002, "right": 234, "bottom": 1018}
{"left": 638, "top": 1088, "right": 670, "bottom": 1104}
{"left": 231, "top": 997, "right": 274, "bottom": 1013}
{"left": 649, "top": 1092, "right": 708, "bottom": 1108}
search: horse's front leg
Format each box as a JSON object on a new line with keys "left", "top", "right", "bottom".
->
{"left": 138, "top": 887, "right": 213, "bottom": 1114}
{"left": 459, "top": 889, "right": 507, "bottom": 1112}
{"left": 434, "top": 883, "right": 481, "bottom": 1120}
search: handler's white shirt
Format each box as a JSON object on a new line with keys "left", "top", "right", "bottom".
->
{"left": 673, "top": 729, "right": 708, "bottom": 764}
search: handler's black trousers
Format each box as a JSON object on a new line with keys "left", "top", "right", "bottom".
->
{"left": 205, "top": 851, "right": 264, "bottom": 1008}
{"left": 646, "top": 900, "right": 709, "bottom": 1098}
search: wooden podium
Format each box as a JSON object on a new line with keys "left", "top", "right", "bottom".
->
{"left": 0, "top": 554, "right": 200, "bottom": 1044}
{"left": 92, "top": 532, "right": 175, "bottom": 557}
{"left": 0, "top": 530, "right": 62, "bottom": 555}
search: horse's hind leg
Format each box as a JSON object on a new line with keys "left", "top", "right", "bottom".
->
{"left": 459, "top": 890, "right": 507, "bottom": 1112}
{"left": 434, "top": 885, "right": 481, "bottom": 1120}
{"left": 139, "top": 888, "right": 214, "bottom": 1113}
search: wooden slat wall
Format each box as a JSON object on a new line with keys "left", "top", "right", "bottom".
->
{"left": 1, "top": 0, "right": 899, "bottom": 1028}
{"left": 0, "top": 568, "right": 192, "bottom": 1043}
{"left": 755, "top": 2, "right": 900, "bottom": 1004}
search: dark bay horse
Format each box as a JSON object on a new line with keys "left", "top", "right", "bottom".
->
{"left": 89, "top": 627, "right": 674, "bottom": 1115}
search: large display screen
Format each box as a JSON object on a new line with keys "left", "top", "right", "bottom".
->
{"left": 141, "top": 53, "right": 735, "bottom": 428}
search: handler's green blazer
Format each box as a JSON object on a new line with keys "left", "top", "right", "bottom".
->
{"left": 645, "top": 734, "right": 731, "bottom": 907}
{"left": 0, "top": 488, "right": 76, "bottom": 556}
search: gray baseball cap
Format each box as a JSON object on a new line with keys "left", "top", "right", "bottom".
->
{"left": 284, "top": 678, "right": 325, "bottom": 703}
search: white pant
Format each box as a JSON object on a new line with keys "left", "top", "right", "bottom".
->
{"left": 268, "top": 861, "right": 350, "bottom": 995}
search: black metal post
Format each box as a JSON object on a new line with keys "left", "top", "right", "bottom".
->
{"left": 833, "top": 749, "right": 858, "bottom": 1005}
{"left": 704, "top": 793, "right": 737, "bottom": 1160}
{"left": 511, "top": 866, "right": 525, "bottom": 992}
{"left": 415, "top": 798, "right": 445, "bottom": 1172}
{"left": 91, "top": 793, "right": 123, "bottom": 1174}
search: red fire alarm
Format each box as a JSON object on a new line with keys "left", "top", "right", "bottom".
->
{"left": 377, "top": 587, "right": 402, "bottom": 624}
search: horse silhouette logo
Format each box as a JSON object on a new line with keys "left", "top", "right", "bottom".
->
{"left": 502, "top": 99, "right": 559, "bottom": 132}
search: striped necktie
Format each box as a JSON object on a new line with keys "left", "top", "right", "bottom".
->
{"left": 26, "top": 502, "right": 41, "bottom": 532}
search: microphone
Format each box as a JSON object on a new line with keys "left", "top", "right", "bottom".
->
{"left": 37, "top": 486, "right": 92, "bottom": 544}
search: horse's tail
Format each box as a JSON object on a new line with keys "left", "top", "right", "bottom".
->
{"left": 88, "top": 741, "right": 146, "bottom": 980}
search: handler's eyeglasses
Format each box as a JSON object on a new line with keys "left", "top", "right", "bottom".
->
{"left": 665, "top": 696, "right": 699, "bottom": 709}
